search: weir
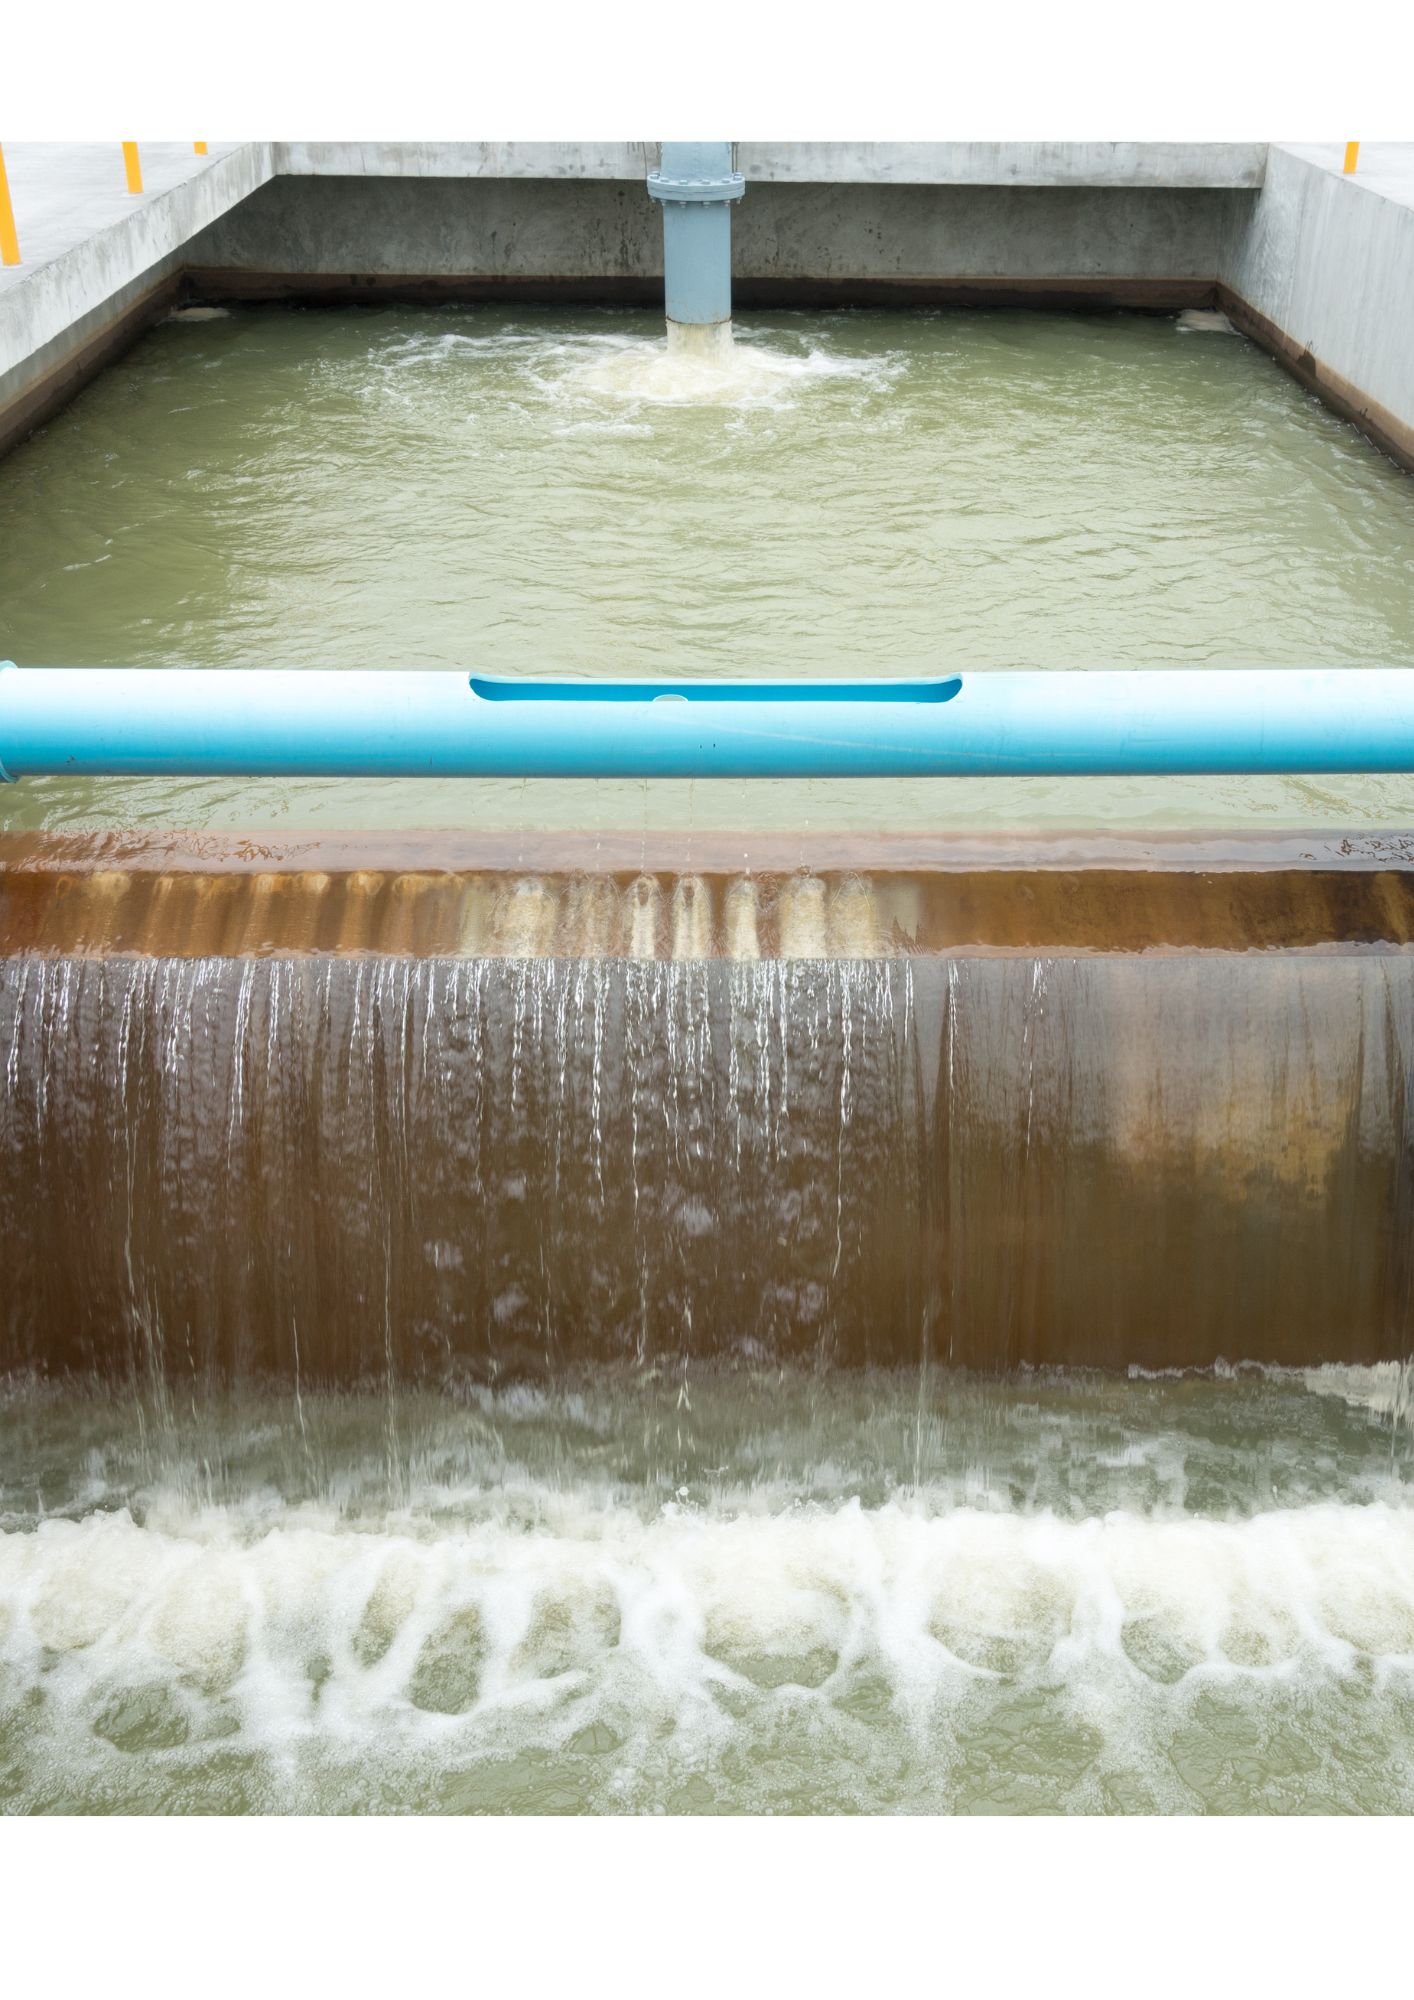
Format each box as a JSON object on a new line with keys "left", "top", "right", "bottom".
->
{"left": 4, "top": 832, "right": 1414, "bottom": 1380}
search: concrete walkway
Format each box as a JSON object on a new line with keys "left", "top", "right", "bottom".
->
{"left": 1280, "top": 142, "right": 1414, "bottom": 215}
{"left": 0, "top": 143, "right": 248, "bottom": 292}
{"left": 0, "top": 141, "right": 272, "bottom": 449}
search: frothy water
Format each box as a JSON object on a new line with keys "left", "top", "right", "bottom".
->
{"left": 1175, "top": 309, "right": 1240, "bottom": 336}
{"left": 354, "top": 318, "right": 902, "bottom": 419}
{"left": 2, "top": 1369, "right": 1413, "bottom": 1813}
{"left": 569, "top": 324, "right": 900, "bottom": 408}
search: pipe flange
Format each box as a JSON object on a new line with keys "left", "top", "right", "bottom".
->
{"left": 646, "top": 170, "right": 745, "bottom": 205}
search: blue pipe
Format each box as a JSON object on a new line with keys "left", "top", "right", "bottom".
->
{"left": 5, "top": 665, "right": 1414, "bottom": 779}
{"left": 647, "top": 142, "right": 744, "bottom": 328}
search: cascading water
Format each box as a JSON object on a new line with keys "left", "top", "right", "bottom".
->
{"left": 4, "top": 927, "right": 1412, "bottom": 1383}
{"left": 5, "top": 893, "right": 1414, "bottom": 1814}
{"left": 2, "top": 1359, "right": 1413, "bottom": 1813}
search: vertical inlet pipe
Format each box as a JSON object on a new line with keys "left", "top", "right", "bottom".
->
{"left": 646, "top": 142, "right": 745, "bottom": 360}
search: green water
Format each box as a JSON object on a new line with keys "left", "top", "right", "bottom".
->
{"left": 1, "top": 303, "right": 1412, "bottom": 835}
{"left": 2, "top": 1366, "right": 1412, "bottom": 1813}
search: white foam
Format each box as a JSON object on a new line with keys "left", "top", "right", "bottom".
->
{"left": 5, "top": 1367, "right": 1413, "bottom": 1808}
{"left": 1176, "top": 309, "right": 1240, "bottom": 336}
{"left": 5, "top": 1489, "right": 1414, "bottom": 1809}
{"left": 359, "top": 318, "right": 901, "bottom": 431}
{"left": 572, "top": 330, "right": 900, "bottom": 409}
{"left": 1302, "top": 1362, "right": 1414, "bottom": 1426}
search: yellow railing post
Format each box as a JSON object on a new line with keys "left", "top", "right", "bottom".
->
{"left": 1343, "top": 141, "right": 1360, "bottom": 175}
{"left": 193, "top": 141, "right": 208, "bottom": 155}
{"left": 0, "top": 144, "right": 20, "bottom": 266}
{"left": 122, "top": 141, "right": 143, "bottom": 194}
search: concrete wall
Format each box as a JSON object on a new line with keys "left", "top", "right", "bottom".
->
{"left": 736, "top": 183, "right": 1243, "bottom": 292}
{"left": 1220, "top": 145, "right": 1414, "bottom": 468}
{"left": 272, "top": 139, "right": 1268, "bottom": 189}
{"left": 185, "top": 176, "right": 662, "bottom": 287}
{"left": 0, "top": 145, "right": 272, "bottom": 449}
{"left": 183, "top": 173, "right": 1247, "bottom": 301}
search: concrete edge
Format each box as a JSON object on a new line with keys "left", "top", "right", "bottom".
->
{"left": 1218, "top": 283, "right": 1414, "bottom": 474}
{"left": 271, "top": 140, "right": 1269, "bottom": 189}
{"left": 184, "top": 268, "right": 1221, "bottom": 314}
{"left": 1, "top": 145, "right": 273, "bottom": 371}
{"left": 0, "top": 269, "right": 185, "bottom": 460}
{"left": 7, "top": 827, "right": 1414, "bottom": 876}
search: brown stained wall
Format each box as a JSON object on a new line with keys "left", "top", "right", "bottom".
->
{"left": 6, "top": 831, "right": 1414, "bottom": 958}
{"left": 2, "top": 833, "right": 1413, "bottom": 1380}
{"left": 1, "top": 951, "right": 1409, "bottom": 1381}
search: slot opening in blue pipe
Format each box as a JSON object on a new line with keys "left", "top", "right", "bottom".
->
{"left": 467, "top": 676, "right": 965, "bottom": 704}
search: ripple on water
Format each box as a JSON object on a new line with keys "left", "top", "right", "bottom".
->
{"left": 4, "top": 304, "right": 1412, "bottom": 837}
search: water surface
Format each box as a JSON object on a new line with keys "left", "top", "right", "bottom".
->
{"left": 1, "top": 304, "right": 1412, "bottom": 835}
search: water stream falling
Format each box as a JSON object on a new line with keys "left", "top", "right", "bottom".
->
{"left": 4, "top": 944, "right": 1412, "bottom": 1382}
{"left": 2, "top": 960, "right": 1413, "bottom": 1812}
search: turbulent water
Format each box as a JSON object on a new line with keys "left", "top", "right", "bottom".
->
{"left": 0, "top": 304, "right": 1412, "bottom": 836}
{"left": 6, "top": 947, "right": 1412, "bottom": 1811}
{"left": 2, "top": 1366, "right": 1413, "bottom": 1814}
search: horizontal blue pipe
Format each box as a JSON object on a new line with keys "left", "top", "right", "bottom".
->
{"left": 5, "top": 665, "right": 1414, "bottom": 779}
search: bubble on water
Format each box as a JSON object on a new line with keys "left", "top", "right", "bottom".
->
{"left": 5, "top": 1367, "right": 1414, "bottom": 1811}
{"left": 570, "top": 329, "right": 902, "bottom": 409}
{"left": 1176, "top": 309, "right": 1239, "bottom": 336}
{"left": 1302, "top": 1362, "right": 1414, "bottom": 1428}
{"left": 359, "top": 320, "right": 904, "bottom": 421}
{"left": 4, "top": 1479, "right": 1414, "bottom": 1812}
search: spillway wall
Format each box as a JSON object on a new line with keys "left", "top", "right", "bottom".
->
{"left": 4, "top": 838, "right": 1412, "bottom": 1382}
